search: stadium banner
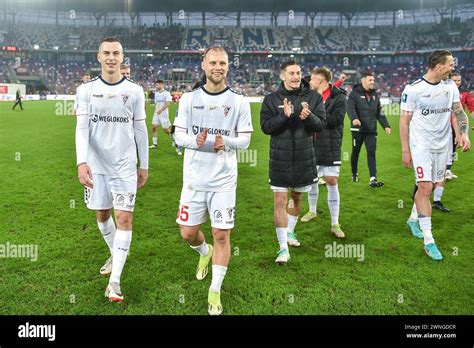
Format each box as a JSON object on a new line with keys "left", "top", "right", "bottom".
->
{"left": 1, "top": 95, "right": 391, "bottom": 105}
{"left": 0, "top": 83, "right": 26, "bottom": 100}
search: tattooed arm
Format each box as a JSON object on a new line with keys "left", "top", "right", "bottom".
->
{"left": 453, "top": 102, "right": 470, "bottom": 152}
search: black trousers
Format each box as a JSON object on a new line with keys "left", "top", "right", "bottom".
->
{"left": 351, "top": 131, "right": 377, "bottom": 178}
{"left": 12, "top": 99, "right": 23, "bottom": 110}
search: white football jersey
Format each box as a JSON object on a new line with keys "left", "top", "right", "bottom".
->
{"left": 75, "top": 75, "right": 146, "bottom": 176}
{"left": 174, "top": 86, "right": 253, "bottom": 192}
{"left": 401, "top": 77, "right": 460, "bottom": 151}
{"left": 154, "top": 90, "right": 172, "bottom": 116}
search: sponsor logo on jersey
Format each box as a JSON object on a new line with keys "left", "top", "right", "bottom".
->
{"left": 192, "top": 125, "right": 230, "bottom": 136}
{"left": 107, "top": 93, "right": 116, "bottom": 99}
{"left": 209, "top": 105, "right": 219, "bottom": 111}
{"left": 421, "top": 94, "right": 431, "bottom": 98}
{"left": 114, "top": 194, "right": 125, "bottom": 207}
{"left": 91, "top": 114, "right": 130, "bottom": 123}
{"left": 128, "top": 192, "right": 135, "bottom": 206}
{"left": 213, "top": 210, "right": 223, "bottom": 224}
{"left": 226, "top": 207, "right": 235, "bottom": 221}
{"left": 421, "top": 107, "right": 452, "bottom": 116}
{"left": 193, "top": 105, "right": 205, "bottom": 110}
{"left": 223, "top": 106, "right": 231, "bottom": 117}
{"left": 92, "top": 94, "right": 103, "bottom": 98}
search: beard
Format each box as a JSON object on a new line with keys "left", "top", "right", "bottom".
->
{"left": 206, "top": 73, "right": 226, "bottom": 84}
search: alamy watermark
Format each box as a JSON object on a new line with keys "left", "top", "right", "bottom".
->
{"left": 324, "top": 241, "right": 365, "bottom": 262}
{"left": 236, "top": 149, "right": 257, "bottom": 167}
{"left": 0, "top": 242, "right": 38, "bottom": 261}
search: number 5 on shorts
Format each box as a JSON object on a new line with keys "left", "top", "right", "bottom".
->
{"left": 177, "top": 205, "right": 189, "bottom": 222}
{"left": 416, "top": 166, "right": 424, "bottom": 179}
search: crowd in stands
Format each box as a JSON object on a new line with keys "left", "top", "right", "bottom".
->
{"left": 2, "top": 52, "right": 472, "bottom": 97}
{"left": 1, "top": 20, "right": 472, "bottom": 52}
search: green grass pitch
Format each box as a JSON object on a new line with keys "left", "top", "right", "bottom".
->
{"left": 0, "top": 100, "right": 473, "bottom": 315}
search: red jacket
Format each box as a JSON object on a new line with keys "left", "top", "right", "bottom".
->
{"left": 460, "top": 88, "right": 474, "bottom": 112}
{"left": 334, "top": 79, "right": 344, "bottom": 88}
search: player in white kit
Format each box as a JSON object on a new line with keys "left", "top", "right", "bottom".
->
{"left": 75, "top": 37, "right": 149, "bottom": 301}
{"left": 400, "top": 50, "right": 470, "bottom": 261}
{"left": 149, "top": 79, "right": 172, "bottom": 148}
{"left": 174, "top": 46, "right": 253, "bottom": 315}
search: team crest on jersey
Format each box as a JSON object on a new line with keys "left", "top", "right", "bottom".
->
{"left": 223, "top": 106, "right": 231, "bottom": 117}
{"left": 121, "top": 94, "right": 129, "bottom": 105}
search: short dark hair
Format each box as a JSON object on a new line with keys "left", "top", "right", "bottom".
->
{"left": 449, "top": 72, "right": 461, "bottom": 78}
{"left": 361, "top": 72, "right": 374, "bottom": 79}
{"left": 311, "top": 67, "right": 332, "bottom": 82}
{"left": 99, "top": 37, "right": 122, "bottom": 51}
{"left": 82, "top": 72, "right": 91, "bottom": 77}
{"left": 428, "top": 50, "right": 452, "bottom": 70}
{"left": 155, "top": 79, "right": 164, "bottom": 84}
{"left": 280, "top": 60, "right": 299, "bottom": 72}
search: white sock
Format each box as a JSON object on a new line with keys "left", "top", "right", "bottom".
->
{"left": 97, "top": 216, "right": 116, "bottom": 255}
{"left": 418, "top": 217, "right": 434, "bottom": 245}
{"left": 433, "top": 186, "right": 444, "bottom": 202}
{"left": 327, "top": 184, "right": 340, "bottom": 225}
{"left": 190, "top": 241, "right": 209, "bottom": 257}
{"left": 276, "top": 227, "right": 288, "bottom": 250}
{"left": 152, "top": 136, "right": 157, "bottom": 145}
{"left": 209, "top": 265, "right": 227, "bottom": 293}
{"left": 110, "top": 229, "right": 132, "bottom": 284}
{"left": 409, "top": 203, "right": 418, "bottom": 221}
{"left": 308, "top": 183, "right": 318, "bottom": 214}
{"left": 287, "top": 214, "right": 298, "bottom": 233}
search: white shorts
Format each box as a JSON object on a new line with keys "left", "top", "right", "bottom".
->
{"left": 270, "top": 185, "right": 312, "bottom": 193}
{"left": 447, "top": 137, "right": 454, "bottom": 166}
{"left": 317, "top": 165, "right": 340, "bottom": 178}
{"left": 152, "top": 114, "right": 171, "bottom": 128}
{"left": 176, "top": 188, "right": 236, "bottom": 229}
{"left": 84, "top": 173, "right": 137, "bottom": 212}
{"left": 411, "top": 147, "right": 450, "bottom": 183}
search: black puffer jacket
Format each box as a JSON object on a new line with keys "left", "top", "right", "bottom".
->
{"left": 260, "top": 79, "right": 326, "bottom": 187}
{"left": 315, "top": 85, "right": 347, "bottom": 166}
{"left": 347, "top": 84, "right": 390, "bottom": 134}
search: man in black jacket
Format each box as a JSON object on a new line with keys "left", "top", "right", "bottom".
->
{"left": 347, "top": 72, "right": 391, "bottom": 187}
{"left": 260, "top": 60, "right": 326, "bottom": 265}
{"left": 301, "top": 67, "right": 347, "bottom": 239}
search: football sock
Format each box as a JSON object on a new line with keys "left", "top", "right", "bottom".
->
{"left": 327, "top": 184, "right": 340, "bottom": 225}
{"left": 209, "top": 265, "right": 227, "bottom": 293}
{"left": 433, "top": 186, "right": 444, "bottom": 202}
{"left": 110, "top": 229, "right": 132, "bottom": 284}
{"left": 276, "top": 227, "right": 288, "bottom": 250}
{"left": 418, "top": 217, "right": 434, "bottom": 245}
{"left": 409, "top": 203, "right": 418, "bottom": 221}
{"left": 98, "top": 216, "right": 116, "bottom": 255}
{"left": 308, "top": 183, "right": 318, "bottom": 214}
{"left": 190, "top": 240, "right": 209, "bottom": 257}
{"left": 287, "top": 214, "right": 298, "bottom": 233}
